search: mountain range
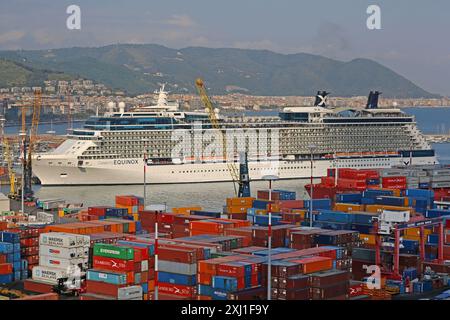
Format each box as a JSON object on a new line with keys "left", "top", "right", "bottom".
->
{"left": 0, "top": 44, "right": 437, "bottom": 98}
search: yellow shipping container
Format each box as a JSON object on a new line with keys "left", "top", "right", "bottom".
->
{"left": 359, "top": 233, "right": 376, "bottom": 245}
{"left": 404, "top": 228, "right": 432, "bottom": 237}
{"left": 334, "top": 203, "right": 364, "bottom": 212}
{"left": 226, "top": 206, "right": 248, "bottom": 214}
{"left": 172, "top": 207, "right": 202, "bottom": 215}
{"left": 226, "top": 197, "right": 255, "bottom": 207}
{"left": 365, "top": 204, "right": 413, "bottom": 213}
{"left": 402, "top": 234, "right": 421, "bottom": 241}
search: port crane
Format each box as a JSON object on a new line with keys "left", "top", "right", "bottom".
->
{"left": 373, "top": 212, "right": 447, "bottom": 280}
{"left": 195, "top": 78, "right": 250, "bottom": 197}
{"left": 3, "top": 137, "right": 17, "bottom": 198}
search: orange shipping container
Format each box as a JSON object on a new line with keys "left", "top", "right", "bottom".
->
{"left": 226, "top": 197, "right": 254, "bottom": 207}
{"left": 334, "top": 203, "right": 364, "bottom": 212}
{"left": 172, "top": 207, "right": 202, "bottom": 215}
{"left": 292, "top": 256, "right": 333, "bottom": 274}
{"left": 360, "top": 234, "right": 376, "bottom": 245}
{"left": 226, "top": 206, "right": 249, "bottom": 214}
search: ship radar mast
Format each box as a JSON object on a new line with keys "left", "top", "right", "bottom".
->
{"left": 155, "top": 84, "right": 169, "bottom": 107}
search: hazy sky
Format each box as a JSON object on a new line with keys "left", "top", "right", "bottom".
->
{"left": 1, "top": 0, "right": 449, "bottom": 95}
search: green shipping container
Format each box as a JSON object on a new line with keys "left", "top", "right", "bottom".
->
{"left": 93, "top": 243, "right": 134, "bottom": 260}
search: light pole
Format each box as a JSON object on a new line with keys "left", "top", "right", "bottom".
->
{"left": 141, "top": 139, "right": 150, "bottom": 208}
{"left": 308, "top": 145, "right": 316, "bottom": 228}
{"left": 262, "top": 174, "right": 279, "bottom": 301}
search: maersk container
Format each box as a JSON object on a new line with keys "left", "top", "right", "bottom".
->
{"left": 158, "top": 260, "right": 197, "bottom": 275}
{"left": 39, "top": 256, "right": 87, "bottom": 269}
{"left": 87, "top": 269, "right": 127, "bottom": 285}
{"left": 315, "top": 210, "right": 354, "bottom": 224}
{"left": 39, "top": 245, "right": 79, "bottom": 259}
{"left": 32, "top": 265, "right": 70, "bottom": 284}
{"left": 39, "top": 233, "right": 85, "bottom": 248}
{"left": 93, "top": 243, "right": 134, "bottom": 260}
{"left": 158, "top": 271, "right": 196, "bottom": 286}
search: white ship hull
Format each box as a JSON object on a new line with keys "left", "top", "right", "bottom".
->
{"left": 33, "top": 156, "right": 438, "bottom": 186}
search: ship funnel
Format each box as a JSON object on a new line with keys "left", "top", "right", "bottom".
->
{"left": 314, "top": 91, "right": 329, "bottom": 107}
{"left": 366, "top": 91, "right": 381, "bottom": 109}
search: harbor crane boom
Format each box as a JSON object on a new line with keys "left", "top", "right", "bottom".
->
{"left": 195, "top": 78, "right": 247, "bottom": 196}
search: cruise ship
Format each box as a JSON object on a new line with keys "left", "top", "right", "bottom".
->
{"left": 33, "top": 87, "right": 437, "bottom": 185}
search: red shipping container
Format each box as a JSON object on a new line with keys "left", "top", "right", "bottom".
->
{"left": 0, "top": 263, "right": 13, "bottom": 275}
{"left": 216, "top": 263, "right": 246, "bottom": 277}
{"left": 86, "top": 280, "right": 126, "bottom": 297}
{"left": 158, "top": 282, "right": 196, "bottom": 298}
{"left": 93, "top": 256, "right": 135, "bottom": 272}
{"left": 21, "top": 238, "right": 39, "bottom": 247}
{"left": 88, "top": 206, "right": 110, "bottom": 216}
{"left": 158, "top": 247, "right": 197, "bottom": 264}
{"left": 0, "top": 254, "right": 6, "bottom": 264}
{"left": 277, "top": 200, "right": 304, "bottom": 209}
{"left": 23, "top": 279, "right": 54, "bottom": 294}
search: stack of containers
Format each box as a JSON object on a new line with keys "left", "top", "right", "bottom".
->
{"left": 190, "top": 218, "right": 250, "bottom": 237}
{"left": 197, "top": 255, "right": 262, "bottom": 300}
{"left": 270, "top": 261, "right": 309, "bottom": 300}
{"left": 224, "top": 197, "right": 255, "bottom": 220}
{"left": 0, "top": 231, "right": 26, "bottom": 282}
{"left": 83, "top": 242, "right": 151, "bottom": 300}
{"left": 9, "top": 227, "right": 42, "bottom": 275}
{"left": 308, "top": 269, "right": 349, "bottom": 300}
{"left": 380, "top": 171, "right": 407, "bottom": 190}
{"left": 257, "top": 190, "right": 296, "bottom": 201}
{"left": 427, "top": 168, "right": 450, "bottom": 189}
{"left": 86, "top": 206, "right": 129, "bottom": 221}
{"left": 172, "top": 207, "right": 202, "bottom": 215}
{"left": 26, "top": 232, "right": 90, "bottom": 293}
{"left": 157, "top": 243, "right": 208, "bottom": 299}
{"left": 115, "top": 195, "right": 144, "bottom": 220}
{"left": 172, "top": 214, "right": 208, "bottom": 238}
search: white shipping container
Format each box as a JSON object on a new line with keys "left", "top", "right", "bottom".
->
{"left": 141, "top": 260, "right": 148, "bottom": 272}
{"left": 39, "top": 255, "right": 88, "bottom": 269}
{"left": 40, "top": 233, "right": 79, "bottom": 248}
{"left": 32, "top": 265, "right": 69, "bottom": 284}
{"left": 77, "top": 246, "right": 90, "bottom": 257}
{"left": 118, "top": 286, "right": 143, "bottom": 300}
{"left": 39, "top": 245, "right": 79, "bottom": 259}
{"left": 430, "top": 176, "right": 450, "bottom": 183}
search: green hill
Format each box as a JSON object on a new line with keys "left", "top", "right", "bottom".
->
{"left": 0, "top": 44, "right": 437, "bottom": 98}
{"left": 0, "top": 58, "right": 72, "bottom": 88}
